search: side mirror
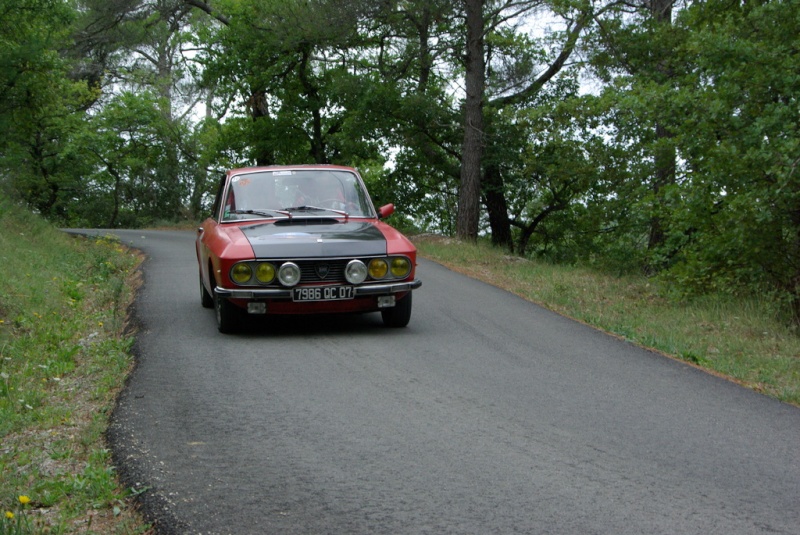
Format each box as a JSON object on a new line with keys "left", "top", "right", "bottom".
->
{"left": 377, "top": 203, "right": 395, "bottom": 219}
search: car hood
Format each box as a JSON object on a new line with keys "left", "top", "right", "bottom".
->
{"left": 240, "top": 219, "right": 387, "bottom": 258}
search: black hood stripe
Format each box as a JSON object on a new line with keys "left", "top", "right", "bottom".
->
{"left": 241, "top": 220, "right": 387, "bottom": 258}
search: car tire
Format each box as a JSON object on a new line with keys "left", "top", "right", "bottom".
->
{"left": 200, "top": 274, "right": 214, "bottom": 308}
{"left": 381, "top": 292, "right": 412, "bottom": 328}
{"left": 214, "top": 289, "right": 240, "bottom": 334}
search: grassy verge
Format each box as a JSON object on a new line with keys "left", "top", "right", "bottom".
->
{"left": 0, "top": 201, "right": 149, "bottom": 534}
{"left": 415, "top": 235, "right": 800, "bottom": 406}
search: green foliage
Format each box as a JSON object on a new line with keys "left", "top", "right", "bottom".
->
{"left": 0, "top": 0, "right": 93, "bottom": 222}
{"left": 581, "top": 0, "right": 800, "bottom": 321}
{"left": 67, "top": 91, "right": 192, "bottom": 227}
{"left": 0, "top": 0, "right": 212, "bottom": 226}
{"left": 649, "top": 0, "right": 800, "bottom": 317}
{"left": 198, "top": 0, "right": 389, "bottom": 166}
{"left": 0, "top": 0, "right": 76, "bottom": 118}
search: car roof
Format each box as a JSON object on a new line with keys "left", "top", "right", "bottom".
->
{"left": 227, "top": 164, "right": 357, "bottom": 175}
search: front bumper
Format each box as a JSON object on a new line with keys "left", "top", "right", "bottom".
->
{"left": 214, "top": 279, "right": 422, "bottom": 299}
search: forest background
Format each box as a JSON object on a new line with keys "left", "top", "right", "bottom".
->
{"left": 2, "top": 0, "right": 799, "bottom": 322}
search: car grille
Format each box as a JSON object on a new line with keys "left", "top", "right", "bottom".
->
{"left": 295, "top": 259, "right": 347, "bottom": 283}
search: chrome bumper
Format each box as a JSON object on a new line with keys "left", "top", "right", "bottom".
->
{"left": 214, "top": 279, "right": 421, "bottom": 299}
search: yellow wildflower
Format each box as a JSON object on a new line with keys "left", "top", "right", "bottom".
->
{"left": 5, "top": 511, "right": 13, "bottom": 519}
{"left": 18, "top": 495, "right": 30, "bottom": 505}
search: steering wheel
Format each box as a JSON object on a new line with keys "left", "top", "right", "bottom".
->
{"left": 317, "top": 198, "right": 346, "bottom": 210}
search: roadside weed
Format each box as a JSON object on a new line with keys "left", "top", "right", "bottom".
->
{"left": 0, "top": 496, "right": 35, "bottom": 535}
{"left": 0, "top": 200, "right": 149, "bottom": 534}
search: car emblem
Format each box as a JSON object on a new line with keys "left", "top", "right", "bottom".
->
{"left": 315, "top": 264, "right": 330, "bottom": 279}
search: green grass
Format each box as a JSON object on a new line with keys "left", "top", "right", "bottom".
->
{"left": 0, "top": 199, "right": 148, "bottom": 534}
{"left": 415, "top": 236, "right": 800, "bottom": 406}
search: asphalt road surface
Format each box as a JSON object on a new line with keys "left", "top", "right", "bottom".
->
{"left": 79, "top": 229, "right": 799, "bottom": 534}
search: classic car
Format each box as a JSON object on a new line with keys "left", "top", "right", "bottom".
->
{"left": 196, "top": 165, "right": 421, "bottom": 333}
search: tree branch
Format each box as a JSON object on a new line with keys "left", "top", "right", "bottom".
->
{"left": 183, "top": 0, "right": 230, "bottom": 26}
{"left": 489, "top": 8, "right": 591, "bottom": 109}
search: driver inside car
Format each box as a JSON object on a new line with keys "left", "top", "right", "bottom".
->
{"left": 294, "top": 175, "right": 346, "bottom": 210}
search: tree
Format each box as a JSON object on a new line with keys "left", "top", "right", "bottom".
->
{"left": 0, "top": 0, "right": 95, "bottom": 222}
{"left": 646, "top": 0, "right": 677, "bottom": 254}
{"left": 665, "top": 0, "right": 800, "bottom": 319}
{"left": 67, "top": 91, "right": 187, "bottom": 227}
{"left": 456, "top": 0, "right": 486, "bottom": 241}
{"left": 482, "top": 1, "right": 595, "bottom": 250}
{"left": 194, "top": 0, "right": 388, "bottom": 166}
{"left": 589, "top": 0, "right": 683, "bottom": 267}
{"left": 369, "top": 0, "right": 464, "bottom": 229}
{"left": 449, "top": 0, "right": 600, "bottom": 244}
{"left": 66, "top": 0, "right": 223, "bottom": 222}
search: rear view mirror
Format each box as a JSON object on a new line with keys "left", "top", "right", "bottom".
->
{"left": 377, "top": 203, "right": 395, "bottom": 219}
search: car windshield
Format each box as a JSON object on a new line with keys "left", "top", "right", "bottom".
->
{"left": 221, "top": 169, "right": 374, "bottom": 222}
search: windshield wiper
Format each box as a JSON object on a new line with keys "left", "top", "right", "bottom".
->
{"left": 283, "top": 205, "right": 349, "bottom": 218}
{"left": 231, "top": 208, "right": 292, "bottom": 218}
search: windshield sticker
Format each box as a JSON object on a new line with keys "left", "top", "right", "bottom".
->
{"left": 272, "top": 171, "right": 294, "bottom": 176}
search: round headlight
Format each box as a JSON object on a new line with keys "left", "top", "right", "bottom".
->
{"left": 231, "top": 263, "right": 252, "bottom": 284}
{"left": 345, "top": 259, "right": 368, "bottom": 284}
{"left": 390, "top": 257, "right": 411, "bottom": 278}
{"left": 255, "top": 262, "right": 276, "bottom": 283}
{"left": 368, "top": 258, "right": 388, "bottom": 279}
{"left": 278, "top": 262, "right": 301, "bottom": 287}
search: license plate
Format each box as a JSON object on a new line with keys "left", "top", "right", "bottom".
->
{"left": 292, "top": 286, "right": 355, "bottom": 302}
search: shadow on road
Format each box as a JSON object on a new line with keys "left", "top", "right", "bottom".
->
{"left": 227, "top": 311, "right": 408, "bottom": 338}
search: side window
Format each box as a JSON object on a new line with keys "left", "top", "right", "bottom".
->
{"left": 210, "top": 174, "right": 227, "bottom": 221}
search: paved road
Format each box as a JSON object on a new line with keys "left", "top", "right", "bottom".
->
{"left": 83, "top": 229, "right": 799, "bottom": 534}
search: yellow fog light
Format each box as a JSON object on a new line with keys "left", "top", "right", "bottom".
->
{"left": 390, "top": 257, "right": 411, "bottom": 278}
{"left": 231, "top": 263, "right": 252, "bottom": 284}
{"left": 369, "top": 258, "right": 388, "bottom": 279}
{"left": 255, "top": 262, "right": 276, "bottom": 283}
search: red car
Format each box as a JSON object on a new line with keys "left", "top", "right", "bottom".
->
{"left": 196, "top": 165, "right": 421, "bottom": 333}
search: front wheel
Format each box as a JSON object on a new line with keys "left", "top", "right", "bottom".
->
{"left": 200, "top": 275, "right": 214, "bottom": 308}
{"left": 381, "top": 292, "right": 413, "bottom": 328}
{"left": 214, "top": 290, "right": 241, "bottom": 334}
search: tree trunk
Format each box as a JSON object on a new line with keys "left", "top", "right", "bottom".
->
{"left": 483, "top": 164, "right": 513, "bottom": 250}
{"left": 647, "top": 0, "right": 676, "bottom": 253}
{"left": 787, "top": 208, "right": 800, "bottom": 324}
{"left": 249, "top": 88, "right": 275, "bottom": 166}
{"left": 456, "top": 0, "right": 485, "bottom": 242}
{"left": 648, "top": 121, "right": 675, "bottom": 251}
